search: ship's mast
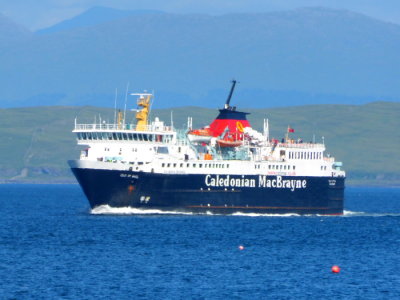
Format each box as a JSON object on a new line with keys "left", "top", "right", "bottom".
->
{"left": 132, "top": 93, "right": 153, "bottom": 131}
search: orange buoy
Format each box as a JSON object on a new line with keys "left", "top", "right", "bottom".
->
{"left": 238, "top": 245, "right": 244, "bottom": 250}
{"left": 331, "top": 265, "right": 340, "bottom": 273}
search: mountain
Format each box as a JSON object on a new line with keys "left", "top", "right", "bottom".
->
{"left": 36, "top": 6, "right": 164, "bottom": 34}
{"left": 0, "top": 102, "right": 399, "bottom": 185}
{"left": 0, "top": 13, "right": 32, "bottom": 45}
{"left": 0, "top": 7, "right": 400, "bottom": 108}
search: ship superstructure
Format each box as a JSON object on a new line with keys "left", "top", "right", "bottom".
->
{"left": 69, "top": 82, "right": 345, "bottom": 214}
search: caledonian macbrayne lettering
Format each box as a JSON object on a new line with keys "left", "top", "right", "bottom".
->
{"left": 205, "top": 175, "right": 307, "bottom": 192}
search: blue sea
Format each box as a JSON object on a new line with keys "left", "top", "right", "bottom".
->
{"left": 0, "top": 185, "right": 399, "bottom": 299}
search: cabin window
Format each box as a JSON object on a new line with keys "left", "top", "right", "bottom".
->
{"left": 180, "top": 163, "right": 183, "bottom": 168}
{"left": 193, "top": 164, "right": 196, "bottom": 168}
{"left": 199, "top": 164, "right": 202, "bottom": 168}
{"left": 162, "top": 163, "right": 165, "bottom": 167}
{"left": 293, "top": 166, "right": 296, "bottom": 170}
{"left": 143, "top": 134, "right": 149, "bottom": 141}
{"left": 173, "top": 163, "right": 177, "bottom": 168}
{"left": 227, "top": 164, "right": 230, "bottom": 168}
{"left": 167, "top": 163, "right": 170, "bottom": 167}
{"left": 157, "top": 147, "right": 169, "bottom": 154}
{"left": 187, "top": 163, "right": 190, "bottom": 167}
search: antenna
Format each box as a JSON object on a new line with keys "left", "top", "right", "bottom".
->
{"left": 147, "top": 89, "right": 154, "bottom": 125}
{"left": 264, "top": 118, "right": 270, "bottom": 142}
{"left": 123, "top": 82, "right": 130, "bottom": 127}
{"left": 114, "top": 88, "right": 118, "bottom": 125}
{"left": 225, "top": 79, "right": 237, "bottom": 109}
{"left": 170, "top": 110, "right": 174, "bottom": 129}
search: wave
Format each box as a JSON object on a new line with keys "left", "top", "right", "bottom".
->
{"left": 342, "top": 210, "right": 400, "bottom": 217}
{"left": 90, "top": 205, "right": 195, "bottom": 215}
{"left": 231, "top": 212, "right": 301, "bottom": 217}
{"left": 90, "top": 206, "right": 400, "bottom": 217}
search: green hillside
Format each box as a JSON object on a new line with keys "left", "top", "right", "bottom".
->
{"left": 0, "top": 102, "right": 399, "bottom": 185}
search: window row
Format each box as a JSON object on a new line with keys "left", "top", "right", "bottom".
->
{"left": 288, "top": 151, "right": 322, "bottom": 160}
{"left": 162, "top": 162, "right": 230, "bottom": 169}
{"left": 77, "top": 132, "right": 173, "bottom": 142}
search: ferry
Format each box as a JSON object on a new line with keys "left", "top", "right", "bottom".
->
{"left": 68, "top": 81, "right": 345, "bottom": 214}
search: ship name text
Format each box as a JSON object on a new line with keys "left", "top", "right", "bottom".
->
{"left": 205, "top": 175, "right": 306, "bottom": 191}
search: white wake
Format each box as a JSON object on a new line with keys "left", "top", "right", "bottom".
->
{"left": 90, "top": 206, "right": 400, "bottom": 217}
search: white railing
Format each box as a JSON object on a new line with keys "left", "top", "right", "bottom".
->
{"left": 74, "top": 123, "right": 173, "bottom": 132}
{"left": 276, "top": 142, "right": 324, "bottom": 149}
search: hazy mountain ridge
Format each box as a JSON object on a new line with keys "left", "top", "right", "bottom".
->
{"left": 0, "top": 13, "right": 32, "bottom": 45}
{"left": 0, "top": 102, "right": 399, "bottom": 185}
{"left": 0, "top": 7, "right": 400, "bottom": 108}
{"left": 36, "top": 6, "right": 165, "bottom": 35}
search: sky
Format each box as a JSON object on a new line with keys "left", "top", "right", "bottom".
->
{"left": 0, "top": 0, "right": 399, "bottom": 30}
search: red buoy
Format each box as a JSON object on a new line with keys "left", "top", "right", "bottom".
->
{"left": 331, "top": 265, "right": 340, "bottom": 273}
{"left": 238, "top": 245, "right": 244, "bottom": 250}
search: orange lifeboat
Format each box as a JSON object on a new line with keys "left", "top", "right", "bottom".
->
{"left": 216, "top": 132, "right": 243, "bottom": 148}
{"left": 187, "top": 128, "right": 213, "bottom": 143}
{"left": 216, "top": 139, "right": 243, "bottom": 148}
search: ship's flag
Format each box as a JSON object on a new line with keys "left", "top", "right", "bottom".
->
{"left": 288, "top": 126, "right": 295, "bottom": 133}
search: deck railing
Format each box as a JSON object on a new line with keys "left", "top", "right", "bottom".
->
{"left": 74, "top": 123, "right": 173, "bottom": 132}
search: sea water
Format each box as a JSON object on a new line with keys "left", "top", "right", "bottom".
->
{"left": 0, "top": 185, "right": 399, "bottom": 299}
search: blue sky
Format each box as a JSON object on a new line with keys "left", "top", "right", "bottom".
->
{"left": 1, "top": 0, "right": 399, "bottom": 30}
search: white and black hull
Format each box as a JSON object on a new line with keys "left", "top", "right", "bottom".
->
{"left": 69, "top": 161, "right": 345, "bottom": 215}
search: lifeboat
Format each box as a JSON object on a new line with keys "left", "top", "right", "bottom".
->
{"left": 216, "top": 139, "right": 243, "bottom": 148}
{"left": 187, "top": 128, "right": 213, "bottom": 143}
{"left": 216, "top": 132, "right": 243, "bottom": 148}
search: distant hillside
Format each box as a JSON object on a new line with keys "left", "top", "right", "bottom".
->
{"left": 0, "top": 102, "right": 399, "bottom": 185}
{"left": 0, "top": 13, "right": 32, "bottom": 45}
{"left": 36, "top": 6, "right": 164, "bottom": 34}
{"left": 0, "top": 7, "right": 400, "bottom": 108}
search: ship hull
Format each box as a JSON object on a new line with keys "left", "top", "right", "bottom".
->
{"left": 69, "top": 162, "right": 345, "bottom": 215}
